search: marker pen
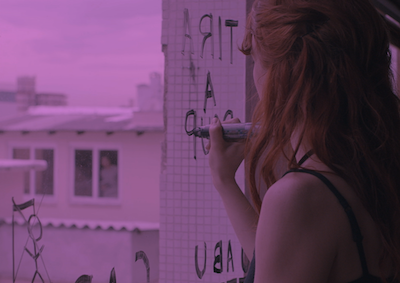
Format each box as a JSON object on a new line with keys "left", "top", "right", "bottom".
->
{"left": 192, "top": 122, "right": 253, "bottom": 141}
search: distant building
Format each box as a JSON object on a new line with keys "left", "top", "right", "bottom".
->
{"left": 35, "top": 92, "right": 67, "bottom": 106}
{"left": 15, "top": 76, "right": 36, "bottom": 111}
{"left": 0, "top": 90, "right": 18, "bottom": 119}
{"left": 0, "top": 90, "right": 15, "bottom": 103}
{"left": 1, "top": 76, "right": 68, "bottom": 114}
{"left": 137, "top": 72, "right": 163, "bottom": 111}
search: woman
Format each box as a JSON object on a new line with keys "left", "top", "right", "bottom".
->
{"left": 99, "top": 155, "right": 118, "bottom": 198}
{"left": 207, "top": 0, "right": 400, "bottom": 282}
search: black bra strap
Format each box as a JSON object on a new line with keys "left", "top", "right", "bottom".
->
{"left": 298, "top": 150, "right": 314, "bottom": 166}
{"left": 282, "top": 168, "right": 370, "bottom": 276}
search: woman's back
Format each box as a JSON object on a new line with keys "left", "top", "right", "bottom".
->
{"left": 252, "top": 156, "right": 394, "bottom": 283}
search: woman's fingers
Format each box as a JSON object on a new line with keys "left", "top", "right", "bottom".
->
{"left": 209, "top": 117, "right": 225, "bottom": 150}
{"left": 222, "top": 117, "right": 241, "bottom": 124}
{"left": 205, "top": 141, "right": 211, "bottom": 151}
{"left": 207, "top": 116, "right": 242, "bottom": 151}
{"left": 207, "top": 116, "right": 246, "bottom": 186}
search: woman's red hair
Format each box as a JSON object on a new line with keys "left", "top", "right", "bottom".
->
{"left": 241, "top": 0, "right": 400, "bottom": 280}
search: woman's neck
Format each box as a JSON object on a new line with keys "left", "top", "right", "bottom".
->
{"left": 290, "top": 127, "right": 332, "bottom": 172}
{"left": 290, "top": 126, "right": 311, "bottom": 164}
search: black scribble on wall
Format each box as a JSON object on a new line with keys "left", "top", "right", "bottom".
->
{"left": 12, "top": 197, "right": 52, "bottom": 283}
{"left": 182, "top": 46, "right": 199, "bottom": 106}
{"left": 185, "top": 108, "right": 237, "bottom": 160}
{"left": 182, "top": 56, "right": 198, "bottom": 113}
{"left": 75, "top": 267, "right": 115, "bottom": 283}
{"left": 195, "top": 242, "right": 207, "bottom": 279}
{"left": 219, "top": 16, "right": 222, "bottom": 60}
{"left": 199, "top": 14, "right": 214, "bottom": 59}
{"left": 185, "top": 109, "right": 198, "bottom": 159}
{"left": 227, "top": 279, "right": 238, "bottom": 283}
{"left": 182, "top": 9, "right": 241, "bottom": 160}
{"left": 75, "top": 274, "right": 93, "bottom": 283}
{"left": 135, "top": 251, "right": 150, "bottom": 283}
{"left": 192, "top": 239, "right": 248, "bottom": 280}
{"left": 223, "top": 110, "right": 234, "bottom": 121}
{"left": 189, "top": 61, "right": 197, "bottom": 83}
{"left": 109, "top": 267, "right": 116, "bottom": 283}
{"left": 182, "top": 8, "right": 200, "bottom": 89}
{"left": 200, "top": 117, "right": 209, "bottom": 155}
{"left": 182, "top": 8, "right": 194, "bottom": 56}
{"left": 225, "top": 20, "right": 239, "bottom": 64}
{"left": 214, "top": 240, "right": 223, "bottom": 273}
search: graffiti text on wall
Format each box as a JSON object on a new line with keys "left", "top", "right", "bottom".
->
{"left": 182, "top": 9, "right": 239, "bottom": 63}
{"left": 194, "top": 240, "right": 250, "bottom": 282}
{"left": 182, "top": 8, "right": 240, "bottom": 160}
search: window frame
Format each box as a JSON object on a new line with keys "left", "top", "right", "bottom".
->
{"left": 8, "top": 142, "right": 58, "bottom": 203}
{"left": 390, "top": 44, "right": 400, "bottom": 95}
{"left": 69, "top": 142, "right": 122, "bottom": 205}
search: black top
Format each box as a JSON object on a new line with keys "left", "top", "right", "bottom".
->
{"left": 244, "top": 168, "right": 394, "bottom": 283}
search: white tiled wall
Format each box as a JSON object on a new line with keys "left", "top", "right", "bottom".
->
{"left": 161, "top": 0, "right": 248, "bottom": 282}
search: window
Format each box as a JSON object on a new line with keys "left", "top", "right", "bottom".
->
{"left": 12, "top": 147, "right": 55, "bottom": 197}
{"left": 72, "top": 147, "right": 119, "bottom": 202}
{"left": 74, "top": 150, "right": 93, "bottom": 197}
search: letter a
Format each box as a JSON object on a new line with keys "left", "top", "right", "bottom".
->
{"left": 227, "top": 240, "right": 234, "bottom": 272}
{"left": 204, "top": 71, "right": 216, "bottom": 113}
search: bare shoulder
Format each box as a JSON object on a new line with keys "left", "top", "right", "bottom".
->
{"left": 254, "top": 171, "right": 343, "bottom": 283}
{"left": 262, "top": 171, "right": 340, "bottom": 218}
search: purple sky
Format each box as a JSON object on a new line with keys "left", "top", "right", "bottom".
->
{"left": 0, "top": 0, "right": 163, "bottom": 107}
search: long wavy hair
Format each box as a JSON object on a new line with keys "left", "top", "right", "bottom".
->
{"left": 241, "top": 0, "right": 400, "bottom": 279}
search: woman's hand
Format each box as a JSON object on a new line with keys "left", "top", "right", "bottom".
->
{"left": 206, "top": 116, "right": 246, "bottom": 190}
{"left": 206, "top": 116, "right": 258, "bottom": 258}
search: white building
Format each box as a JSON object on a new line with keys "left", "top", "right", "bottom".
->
{"left": 0, "top": 106, "right": 163, "bottom": 283}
